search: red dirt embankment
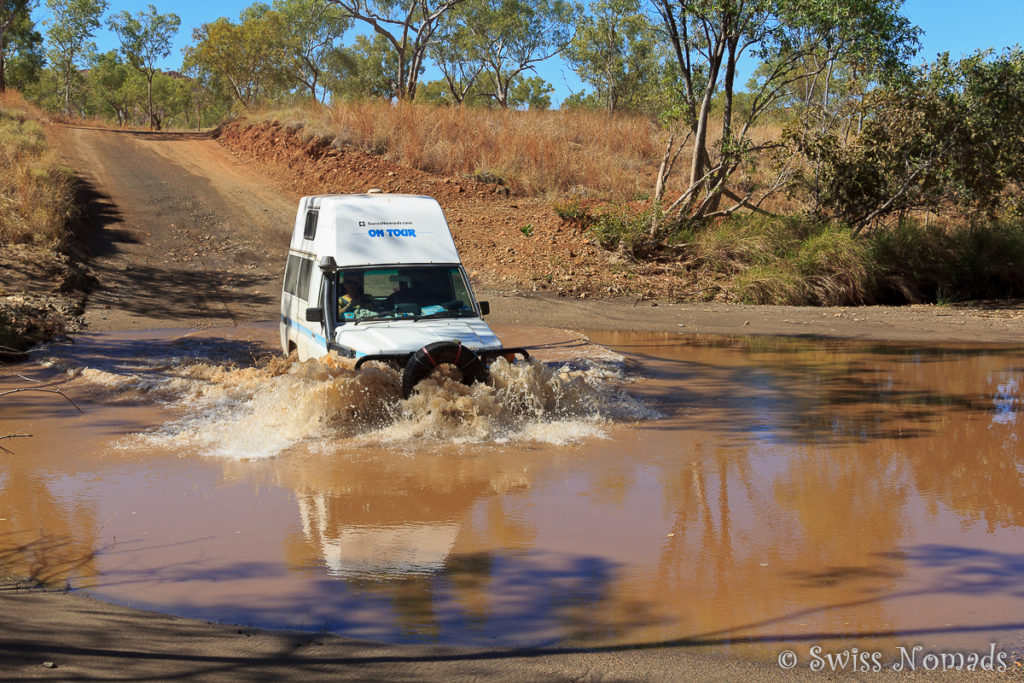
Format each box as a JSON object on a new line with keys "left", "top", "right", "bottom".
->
{"left": 215, "top": 119, "right": 696, "bottom": 301}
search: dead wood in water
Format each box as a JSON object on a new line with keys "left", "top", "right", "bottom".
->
{"left": 0, "top": 383, "right": 83, "bottom": 453}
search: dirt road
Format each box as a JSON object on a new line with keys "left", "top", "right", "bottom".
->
{"left": 48, "top": 125, "right": 294, "bottom": 331}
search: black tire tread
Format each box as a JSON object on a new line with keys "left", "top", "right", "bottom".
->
{"left": 401, "top": 341, "right": 488, "bottom": 398}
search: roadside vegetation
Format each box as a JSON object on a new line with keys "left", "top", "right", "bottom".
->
{"left": 248, "top": 100, "right": 665, "bottom": 199}
{"left": 673, "top": 215, "right": 1024, "bottom": 306}
{"left": 0, "top": 90, "right": 75, "bottom": 246}
{"left": 3, "top": 0, "right": 1024, "bottom": 307}
{"left": 0, "top": 89, "right": 81, "bottom": 352}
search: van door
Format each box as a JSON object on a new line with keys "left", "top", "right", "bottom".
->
{"left": 281, "top": 252, "right": 300, "bottom": 354}
{"left": 297, "top": 261, "right": 330, "bottom": 360}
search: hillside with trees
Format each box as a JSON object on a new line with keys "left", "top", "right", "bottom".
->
{"left": 3, "top": 0, "right": 1024, "bottom": 307}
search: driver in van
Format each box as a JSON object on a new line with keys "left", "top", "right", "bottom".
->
{"left": 339, "top": 273, "right": 372, "bottom": 315}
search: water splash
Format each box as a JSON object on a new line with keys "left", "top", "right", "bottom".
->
{"left": 61, "top": 342, "right": 654, "bottom": 459}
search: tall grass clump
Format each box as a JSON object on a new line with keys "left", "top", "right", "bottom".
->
{"left": 691, "top": 214, "right": 803, "bottom": 274}
{"left": 688, "top": 215, "right": 871, "bottom": 305}
{"left": 868, "top": 220, "right": 955, "bottom": 303}
{"left": 946, "top": 220, "right": 1024, "bottom": 299}
{"left": 0, "top": 90, "right": 76, "bottom": 246}
{"left": 794, "top": 226, "right": 870, "bottom": 305}
{"left": 253, "top": 100, "right": 663, "bottom": 200}
{"left": 709, "top": 216, "right": 1024, "bottom": 305}
{"left": 870, "top": 218, "right": 1024, "bottom": 303}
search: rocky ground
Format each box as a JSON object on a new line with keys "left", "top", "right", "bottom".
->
{"left": 0, "top": 244, "right": 93, "bottom": 360}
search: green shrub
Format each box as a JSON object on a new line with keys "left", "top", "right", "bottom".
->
{"left": 947, "top": 220, "right": 1024, "bottom": 299}
{"left": 587, "top": 206, "right": 662, "bottom": 255}
{"left": 589, "top": 209, "right": 640, "bottom": 251}
{"left": 552, "top": 197, "right": 586, "bottom": 221}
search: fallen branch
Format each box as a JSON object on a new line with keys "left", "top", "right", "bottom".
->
{"left": 0, "top": 433, "right": 32, "bottom": 454}
{"left": 0, "top": 387, "right": 84, "bottom": 414}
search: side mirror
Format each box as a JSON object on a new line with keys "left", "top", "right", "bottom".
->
{"left": 478, "top": 301, "right": 490, "bottom": 316}
{"left": 305, "top": 307, "right": 324, "bottom": 323}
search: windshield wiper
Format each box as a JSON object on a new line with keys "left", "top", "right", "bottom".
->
{"left": 412, "top": 310, "right": 476, "bottom": 321}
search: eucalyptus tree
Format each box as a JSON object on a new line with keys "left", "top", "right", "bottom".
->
{"left": 86, "top": 50, "right": 131, "bottom": 124}
{"left": 797, "top": 48, "right": 1024, "bottom": 231}
{"left": 650, "top": 0, "right": 919, "bottom": 222}
{"left": 328, "top": 33, "right": 403, "bottom": 100}
{"left": 450, "top": 0, "right": 572, "bottom": 108}
{"left": 428, "top": 9, "right": 481, "bottom": 104}
{"left": 567, "top": 0, "right": 667, "bottom": 114}
{"left": 325, "top": 0, "right": 463, "bottom": 101}
{"left": 0, "top": 0, "right": 43, "bottom": 92}
{"left": 108, "top": 4, "right": 180, "bottom": 129}
{"left": 44, "top": 0, "right": 107, "bottom": 116}
{"left": 183, "top": 10, "right": 290, "bottom": 109}
{"left": 272, "top": 0, "right": 351, "bottom": 102}
{"left": 180, "top": 62, "right": 233, "bottom": 129}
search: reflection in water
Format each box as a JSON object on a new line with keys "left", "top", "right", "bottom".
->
{"left": 0, "top": 385, "right": 102, "bottom": 586}
{"left": 2, "top": 326, "right": 1024, "bottom": 660}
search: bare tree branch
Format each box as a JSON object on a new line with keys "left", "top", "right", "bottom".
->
{"left": 0, "top": 386, "right": 84, "bottom": 413}
{"left": 0, "top": 432, "right": 32, "bottom": 454}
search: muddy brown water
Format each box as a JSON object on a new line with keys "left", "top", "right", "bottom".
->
{"left": 2, "top": 324, "right": 1022, "bottom": 663}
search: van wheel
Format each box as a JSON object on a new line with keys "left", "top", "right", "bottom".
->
{"left": 402, "top": 341, "right": 487, "bottom": 398}
{"left": 287, "top": 342, "right": 297, "bottom": 357}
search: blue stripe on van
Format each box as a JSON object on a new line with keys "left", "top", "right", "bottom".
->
{"left": 282, "top": 314, "right": 327, "bottom": 347}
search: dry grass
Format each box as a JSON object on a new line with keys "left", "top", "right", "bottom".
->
{"left": 0, "top": 90, "right": 76, "bottom": 246}
{"left": 253, "top": 101, "right": 796, "bottom": 206}
{"left": 254, "top": 101, "right": 669, "bottom": 201}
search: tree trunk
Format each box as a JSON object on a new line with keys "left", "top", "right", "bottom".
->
{"left": 0, "top": 13, "right": 11, "bottom": 94}
{"left": 688, "top": 53, "right": 722, "bottom": 190}
{"left": 64, "top": 74, "right": 71, "bottom": 117}
{"left": 704, "top": 36, "right": 739, "bottom": 215}
{"left": 147, "top": 72, "right": 155, "bottom": 130}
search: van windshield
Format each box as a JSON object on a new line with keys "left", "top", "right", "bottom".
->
{"left": 337, "top": 266, "right": 478, "bottom": 323}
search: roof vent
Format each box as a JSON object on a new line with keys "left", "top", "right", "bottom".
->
{"left": 367, "top": 188, "right": 384, "bottom": 194}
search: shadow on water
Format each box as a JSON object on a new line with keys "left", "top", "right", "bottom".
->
{"left": 35, "top": 334, "right": 276, "bottom": 373}
{"left": 3, "top": 545, "right": 1022, "bottom": 677}
{"left": 614, "top": 337, "right": 1020, "bottom": 447}
{"left": 78, "top": 542, "right": 652, "bottom": 648}
{"left": 0, "top": 533, "right": 98, "bottom": 588}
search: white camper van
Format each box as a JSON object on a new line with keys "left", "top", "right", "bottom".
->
{"left": 280, "top": 193, "right": 528, "bottom": 396}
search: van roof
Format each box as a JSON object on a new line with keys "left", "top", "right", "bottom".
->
{"left": 291, "top": 193, "right": 462, "bottom": 267}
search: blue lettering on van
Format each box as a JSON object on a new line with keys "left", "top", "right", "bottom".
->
{"left": 367, "top": 228, "right": 417, "bottom": 237}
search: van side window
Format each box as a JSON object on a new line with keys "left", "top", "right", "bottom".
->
{"left": 284, "top": 254, "right": 301, "bottom": 295}
{"left": 297, "top": 257, "right": 314, "bottom": 299}
{"left": 303, "top": 209, "right": 319, "bottom": 240}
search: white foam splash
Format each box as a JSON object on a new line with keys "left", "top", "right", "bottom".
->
{"left": 66, "top": 344, "right": 655, "bottom": 460}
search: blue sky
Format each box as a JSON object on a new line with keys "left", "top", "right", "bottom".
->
{"left": 32, "top": 0, "right": 1024, "bottom": 105}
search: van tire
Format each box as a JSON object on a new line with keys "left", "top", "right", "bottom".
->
{"left": 402, "top": 341, "right": 488, "bottom": 398}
